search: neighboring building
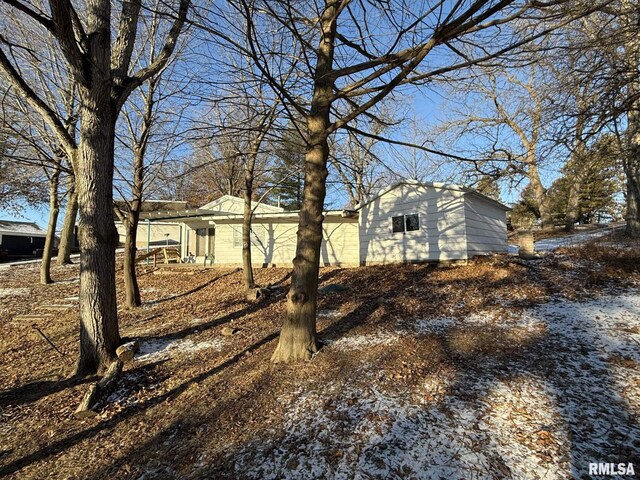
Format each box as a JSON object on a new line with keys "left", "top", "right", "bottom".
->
{"left": 115, "top": 200, "right": 189, "bottom": 247}
{"left": 0, "top": 220, "right": 47, "bottom": 257}
{"left": 137, "top": 182, "right": 509, "bottom": 266}
{"left": 356, "top": 180, "right": 509, "bottom": 264}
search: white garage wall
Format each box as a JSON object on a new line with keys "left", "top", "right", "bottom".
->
{"left": 464, "top": 194, "right": 508, "bottom": 257}
{"left": 359, "top": 183, "right": 468, "bottom": 264}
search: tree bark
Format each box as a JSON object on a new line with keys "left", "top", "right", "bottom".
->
{"left": 622, "top": 0, "right": 640, "bottom": 237}
{"left": 74, "top": 28, "right": 121, "bottom": 375}
{"left": 40, "top": 160, "right": 61, "bottom": 284}
{"left": 564, "top": 145, "right": 587, "bottom": 233}
{"left": 271, "top": 2, "right": 337, "bottom": 363}
{"left": 242, "top": 154, "right": 257, "bottom": 290}
{"left": 624, "top": 135, "right": 640, "bottom": 237}
{"left": 122, "top": 213, "right": 141, "bottom": 308}
{"left": 528, "top": 161, "right": 552, "bottom": 229}
{"left": 57, "top": 174, "right": 78, "bottom": 265}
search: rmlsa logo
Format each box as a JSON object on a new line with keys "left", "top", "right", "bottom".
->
{"left": 589, "top": 463, "right": 635, "bottom": 476}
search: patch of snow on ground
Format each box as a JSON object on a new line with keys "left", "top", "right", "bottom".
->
{"left": 231, "top": 290, "right": 640, "bottom": 479}
{"left": 136, "top": 337, "right": 225, "bottom": 363}
{"left": 534, "top": 227, "right": 618, "bottom": 252}
{"left": 0, "top": 287, "right": 30, "bottom": 297}
{"left": 326, "top": 331, "right": 401, "bottom": 351}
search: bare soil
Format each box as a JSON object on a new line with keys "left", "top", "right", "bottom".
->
{"left": 0, "top": 235, "right": 639, "bottom": 479}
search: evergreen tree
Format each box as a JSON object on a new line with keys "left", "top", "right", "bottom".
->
{"left": 271, "top": 128, "right": 305, "bottom": 211}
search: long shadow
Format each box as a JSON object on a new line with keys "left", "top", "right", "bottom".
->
{"left": 146, "top": 269, "right": 240, "bottom": 305}
{"left": 137, "top": 269, "right": 344, "bottom": 346}
{"left": 0, "top": 375, "right": 95, "bottom": 409}
{"left": 317, "top": 267, "right": 429, "bottom": 344}
{"left": 0, "top": 330, "right": 280, "bottom": 478}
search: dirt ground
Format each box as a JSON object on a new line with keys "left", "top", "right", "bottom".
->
{"left": 0, "top": 235, "right": 639, "bottom": 479}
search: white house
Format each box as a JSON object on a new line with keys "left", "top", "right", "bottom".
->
{"left": 136, "top": 182, "right": 509, "bottom": 266}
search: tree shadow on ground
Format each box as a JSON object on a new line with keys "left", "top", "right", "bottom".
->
{"left": 0, "top": 375, "right": 95, "bottom": 409}
{"left": 0, "top": 331, "right": 279, "bottom": 478}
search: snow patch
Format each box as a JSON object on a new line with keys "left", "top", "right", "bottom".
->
{"left": 136, "top": 337, "right": 225, "bottom": 363}
{"left": 327, "top": 332, "right": 401, "bottom": 351}
{"left": 0, "top": 287, "right": 30, "bottom": 297}
{"left": 231, "top": 290, "right": 640, "bottom": 479}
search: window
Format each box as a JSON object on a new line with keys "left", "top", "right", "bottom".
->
{"left": 232, "top": 228, "right": 242, "bottom": 248}
{"left": 405, "top": 214, "right": 420, "bottom": 231}
{"left": 392, "top": 216, "right": 405, "bottom": 233}
{"left": 391, "top": 214, "right": 420, "bottom": 233}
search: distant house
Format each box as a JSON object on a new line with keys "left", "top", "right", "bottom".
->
{"left": 137, "top": 182, "right": 509, "bottom": 266}
{"left": 0, "top": 220, "right": 47, "bottom": 257}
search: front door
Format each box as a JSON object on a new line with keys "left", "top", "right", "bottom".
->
{"left": 195, "top": 228, "right": 207, "bottom": 256}
{"left": 207, "top": 228, "right": 215, "bottom": 257}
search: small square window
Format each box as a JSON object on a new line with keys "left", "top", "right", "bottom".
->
{"left": 405, "top": 214, "right": 420, "bottom": 231}
{"left": 392, "top": 216, "right": 405, "bottom": 233}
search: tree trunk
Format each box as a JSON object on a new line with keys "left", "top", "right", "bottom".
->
{"left": 40, "top": 161, "right": 61, "bottom": 284}
{"left": 564, "top": 147, "right": 587, "bottom": 233}
{"left": 242, "top": 157, "right": 256, "bottom": 290}
{"left": 57, "top": 175, "right": 78, "bottom": 265}
{"left": 624, "top": 142, "right": 640, "bottom": 237}
{"left": 122, "top": 213, "right": 141, "bottom": 309}
{"left": 625, "top": 74, "right": 640, "bottom": 236}
{"left": 528, "top": 162, "right": 552, "bottom": 229}
{"left": 74, "top": 85, "right": 121, "bottom": 376}
{"left": 271, "top": 2, "right": 337, "bottom": 363}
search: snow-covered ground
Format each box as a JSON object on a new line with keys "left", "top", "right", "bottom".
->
{"left": 534, "top": 227, "right": 621, "bottom": 252}
{"left": 508, "top": 225, "right": 623, "bottom": 255}
{"left": 230, "top": 291, "right": 640, "bottom": 479}
{"left": 136, "top": 337, "right": 226, "bottom": 364}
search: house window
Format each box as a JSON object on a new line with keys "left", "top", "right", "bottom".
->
{"left": 391, "top": 214, "right": 420, "bottom": 233}
{"left": 392, "top": 216, "right": 405, "bottom": 233}
{"left": 405, "top": 214, "right": 420, "bottom": 231}
{"left": 232, "top": 228, "right": 242, "bottom": 248}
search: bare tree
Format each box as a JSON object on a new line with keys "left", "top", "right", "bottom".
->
{"left": 1, "top": 0, "right": 190, "bottom": 375}
{"left": 198, "top": 0, "right": 596, "bottom": 362}
{"left": 438, "top": 63, "right": 557, "bottom": 227}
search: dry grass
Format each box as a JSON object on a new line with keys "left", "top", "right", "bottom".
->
{"left": 0, "top": 241, "right": 638, "bottom": 479}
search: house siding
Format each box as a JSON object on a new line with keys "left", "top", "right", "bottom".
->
{"left": 213, "top": 216, "right": 359, "bottom": 267}
{"left": 116, "top": 222, "right": 182, "bottom": 247}
{"left": 463, "top": 195, "right": 508, "bottom": 257}
{"left": 359, "top": 184, "right": 468, "bottom": 264}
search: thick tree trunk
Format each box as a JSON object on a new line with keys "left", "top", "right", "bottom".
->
{"left": 75, "top": 88, "right": 121, "bottom": 376}
{"left": 123, "top": 213, "right": 141, "bottom": 309}
{"left": 625, "top": 82, "right": 640, "bottom": 236}
{"left": 564, "top": 147, "right": 587, "bottom": 233}
{"left": 40, "top": 162, "right": 61, "bottom": 284}
{"left": 528, "top": 162, "right": 552, "bottom": 229}
{"left": 624, "top": 143, "right": 640, "bottom": 237}
{"left": 271, "top": 3, "right": 337, "bottom": 363}
{"left": 57, "top": 176, "right": 78, "bottom": 265}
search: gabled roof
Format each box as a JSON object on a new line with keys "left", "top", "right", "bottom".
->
{"left": 0, "top": 220, "right": 47, "bottom": 236}
{"left": 114, "top": 199, "right": 188, "bottom": 212}
{"left": 200, "top": 195, "right": 284, "bottom": 213}
{"left": 356, "top": 180, "right": 510, "bottom": 211}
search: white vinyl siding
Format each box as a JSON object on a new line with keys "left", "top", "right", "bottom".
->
{"left": 464, "top": 195, "right": 508, "bottom": 257}
{"left": 213, "top": 217, "right": 359, "bottom": 266}
{"left": 359, "top": 183, "right": 468, "bottom": 264}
